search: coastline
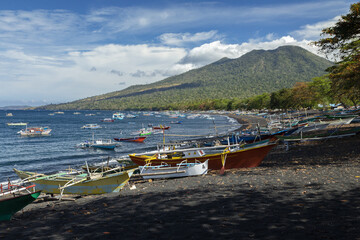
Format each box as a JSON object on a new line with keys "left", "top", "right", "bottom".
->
{"left": 1, "top": 115, "right": 360, "bottom": 239}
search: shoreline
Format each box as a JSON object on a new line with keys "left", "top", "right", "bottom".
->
{"left": 1, "top": 116, "right": 360, "bottom": 239}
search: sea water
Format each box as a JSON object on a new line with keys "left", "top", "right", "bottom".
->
{"left": 0, "top": 110, "right": 240, "bottom": 183}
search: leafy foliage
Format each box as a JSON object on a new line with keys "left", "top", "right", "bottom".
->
{"left": 314, "top": 2, "right": 360, "bottom": 107}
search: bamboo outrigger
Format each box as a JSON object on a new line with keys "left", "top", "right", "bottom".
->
{"left": 13, "top": 165, "right": 137, "bottom": 198}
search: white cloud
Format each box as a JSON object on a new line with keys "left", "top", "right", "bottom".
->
{"left": 0, "top": 44, "right": 189, "bottom": 104}
{"left": 159, "top": 30, "right": 219, "bottom": 46}
{"left": 292, "top": 16, "right": 341, "bottom": 40}
{"left": 179, "top": 36, "right": 324, "bottom": 67}
{"left": 0, "top": 2, "right": 348, "bottom": 106}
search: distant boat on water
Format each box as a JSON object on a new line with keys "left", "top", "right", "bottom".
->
{"left": 101, "top": 118, "right": 114, "bottom": 122}
{"left": 81, "top": 124, "right": 101, "bottom": 129}
{"left": 7, "top": 122, "right": 28, "bottom": 126}
{"left": 78, "top": 139, "right": 118, "bottom": 150}
{"left": 114, "top": 136, "right": 146, "bottom": 143}
{"left": 112, "top": 112, "right": 124, "bottom": 120}
{"left": 18, "top": 126, "right": 52, "bottom": 137}
{"left": 6, "top": 113, "right": 13, "bottom": 117}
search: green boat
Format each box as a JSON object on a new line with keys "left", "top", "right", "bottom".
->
{"left": 0, "top": 185, "right": 41, "bottom": 221}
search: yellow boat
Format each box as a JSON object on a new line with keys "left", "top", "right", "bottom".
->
{"left": 13, "top": 166, "right": 136, "bottom": 195}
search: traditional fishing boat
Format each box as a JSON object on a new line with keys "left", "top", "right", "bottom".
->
{"left": 78, "top": 139, "right": 118, "bottom": 150}
{"left": 277, "top": 127, "right": 360, "bottom": 142}
{"left": 139, "top": 160, "right": 208, "bottom": 179}
{"left": 113, "top": 136, "right": 146, "bottom": 143}
{"left": 152, "top": 125, "right": 170, "bottom": 130}
{"left": 101, "top": 118, "right": 114, "bottom": 122}
{"left": 129, "top": 139, "right": 277, "bottom": 170}
{"left": 81, "top": 124, "right": 102, "bottom": 129}
{"left": 112, "top": 112, "right": 124, "bottom": 120}
{"left": 6, "top": 122, "right": 28, "bottom": 126}
{"left": 131, "top": 128, "right": 153, "bottom": 136}
{"left": 13, "top": 166, "right": 136, "bottom": 196}
{"left": 0, "top": 183, "right": 41, "bottom": 221}
{"left": 18, "top": 126, "right": 51, "bottom": 137}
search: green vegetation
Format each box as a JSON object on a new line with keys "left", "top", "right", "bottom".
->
{"left": 313, "top": 2, "right": 360, "bottom": 108}
{"left": 37, "top": 45, "right": 333, "bottom": 111}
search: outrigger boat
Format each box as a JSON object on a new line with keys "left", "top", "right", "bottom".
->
{"left": 139, "top": 160, "right": 208, "bottom": 180}
{"left": 78, "top": 139, "right": 118, "bottom": 150}
{"left": 81, "top": 124, "right": 102, "bottom": 129}
{"left": 152, "top": 125, "right": 170, "bottom": 130}
{"left": 129, "top": 139, "right": 277, "bottom": 170}
{"left": 7, "top": 122, "right": 28, "bottom": 126}
{"left": 13, "top": 166, "right": 136, "bottom": 197}
{"left": 18, "top": 126, "right": 51, "bottom": 137}
{"left": 78, "top": 133, "right": 119, "bottom": 150}
{"left": 0, "top": 182, "right": 41, "bottom": 221}
{"left": 113, "top": 136, "right": 147, "bottom": 143}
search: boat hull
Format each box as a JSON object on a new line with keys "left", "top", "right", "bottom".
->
{"left": 129, "top": 142, "right": 277, "bottom": 170}
{"left": 14, "top": 169, "right": 135, "bottom": 195}
{"left": 114, "top": 137, "right": 146, "bottom": 143}
{"left": 0, "top": 191, "right": 41, "bottom": 221}
{"left": 139, "top": 160, "right": 208, "bottom": 179}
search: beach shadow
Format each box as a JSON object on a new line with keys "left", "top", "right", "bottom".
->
{"left": 1, "top": 184, "right": 360, "bottom": 240}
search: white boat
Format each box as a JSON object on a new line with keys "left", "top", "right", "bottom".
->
{"left": 126, "top": 114, "right": 136, "bottom": 118}
{"left": 6, "top": 113, "right": 13, "bottom": 117}
{"left": 112, "top": 112, "right": 124, "bottom": 120}
{"left": 78, "top": 139, "right": 118, "bottom": 150}
{"left": 18, "top": 126, "right": 52, "bottom": 137}
{"left": 81, "top": 124, "right": 102, "bottom": 129}
{"left": 7, "top": 122, "right": 28, "bottom": 126}
{"left": 139, "top": 160, "right": 208, "bottom": 179}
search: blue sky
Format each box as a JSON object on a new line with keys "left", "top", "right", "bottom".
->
{"left": 0, "top": 0, "right": 355, "bottom": 107}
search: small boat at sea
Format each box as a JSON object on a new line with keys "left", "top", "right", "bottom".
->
{"left": 13, "top": 166, "right": 136, "bottom": 196}
{"left": 78, "top": 139, "right": 118, "bottom": 150}
{"left": 6, "top": 122, "right": 28, "bottom": 126}
{"left": 6, "top": 113, "right": 13, "bottom": 117}
{"left": 170, "top": 121, "right": 182, "bottom": 124}
{"left": 81, "top": 124, "right": 101, "bottom": 129}
{"left": 78, "top": 133, "right": 118, "bottom": 150}
{"left": 18, "top": 126, "right": 51, "bottom": 137}
{"left": 114, "top": 136, "right": 146, "bottom": 143}
{"left": 129, "top": 139, "right": 277, "bottom": 170}
{"left": 0, "top": 183, "right": 41, "bottom": 221}
{"left": 112, "top": 112, "right": 124, "bottom": 120}
{"left": 125, "top": 114, "right": 137, "bottom": 118}
{"left": 139, "top": 160, "right": 208, "bottom": 180}
{"left": 131, "top": 128, "right": 153, "bottom": 136}
{"left": 152, "top": 125, "right": 170, "bottom": 130}
{"left": 101, "top": 118, "right": 114, "bottom": 122}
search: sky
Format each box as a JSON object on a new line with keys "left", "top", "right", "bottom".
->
{"left": 0, "top": 0, "right": 356, "bottom": 107}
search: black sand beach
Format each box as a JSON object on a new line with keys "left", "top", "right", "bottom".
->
{"left": 1, "top": 116, "right": 360, "bottom": 240}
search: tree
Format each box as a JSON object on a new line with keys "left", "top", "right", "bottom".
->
{"left": 290, "top": 82, "right": 314, "bottom": 108}
{"left": 313, "top": 2, "right": 360, "bottom": 107}
{"left": 270, "top": 88, "right": 294, "bottom": 110}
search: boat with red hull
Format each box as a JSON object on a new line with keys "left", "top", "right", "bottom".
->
{"left": 129, "top": 140, "right": 277, "bottom": 170}
{"left": 152, "top": 125, "right": 170, "bottom": 130}
{"left": 114, "top": 136, "right": 146, "bottom": 143}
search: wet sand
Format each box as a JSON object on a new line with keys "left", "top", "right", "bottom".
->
{"left": 1, "top": 118, "right": 360, "bottom": 239}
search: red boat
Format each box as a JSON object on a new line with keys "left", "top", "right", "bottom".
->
{"left": 152, "top": 125, "right": 170, "bottom": 130}
{"left": 114, "top": 136, "right": 146, "bottom": 143}
{"left": 129, "top": 140, "right": 277, "bottom": 170}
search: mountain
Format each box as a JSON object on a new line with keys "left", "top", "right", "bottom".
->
{"left": 38, "top": 45, "right": 333, "bottom": 110}
{"left": 0, "top": 105, "right": 32, "bottom": 110}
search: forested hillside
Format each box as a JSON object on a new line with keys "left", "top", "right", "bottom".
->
{"left": 38, "top": 45, "right": 333, "bottom": 110}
